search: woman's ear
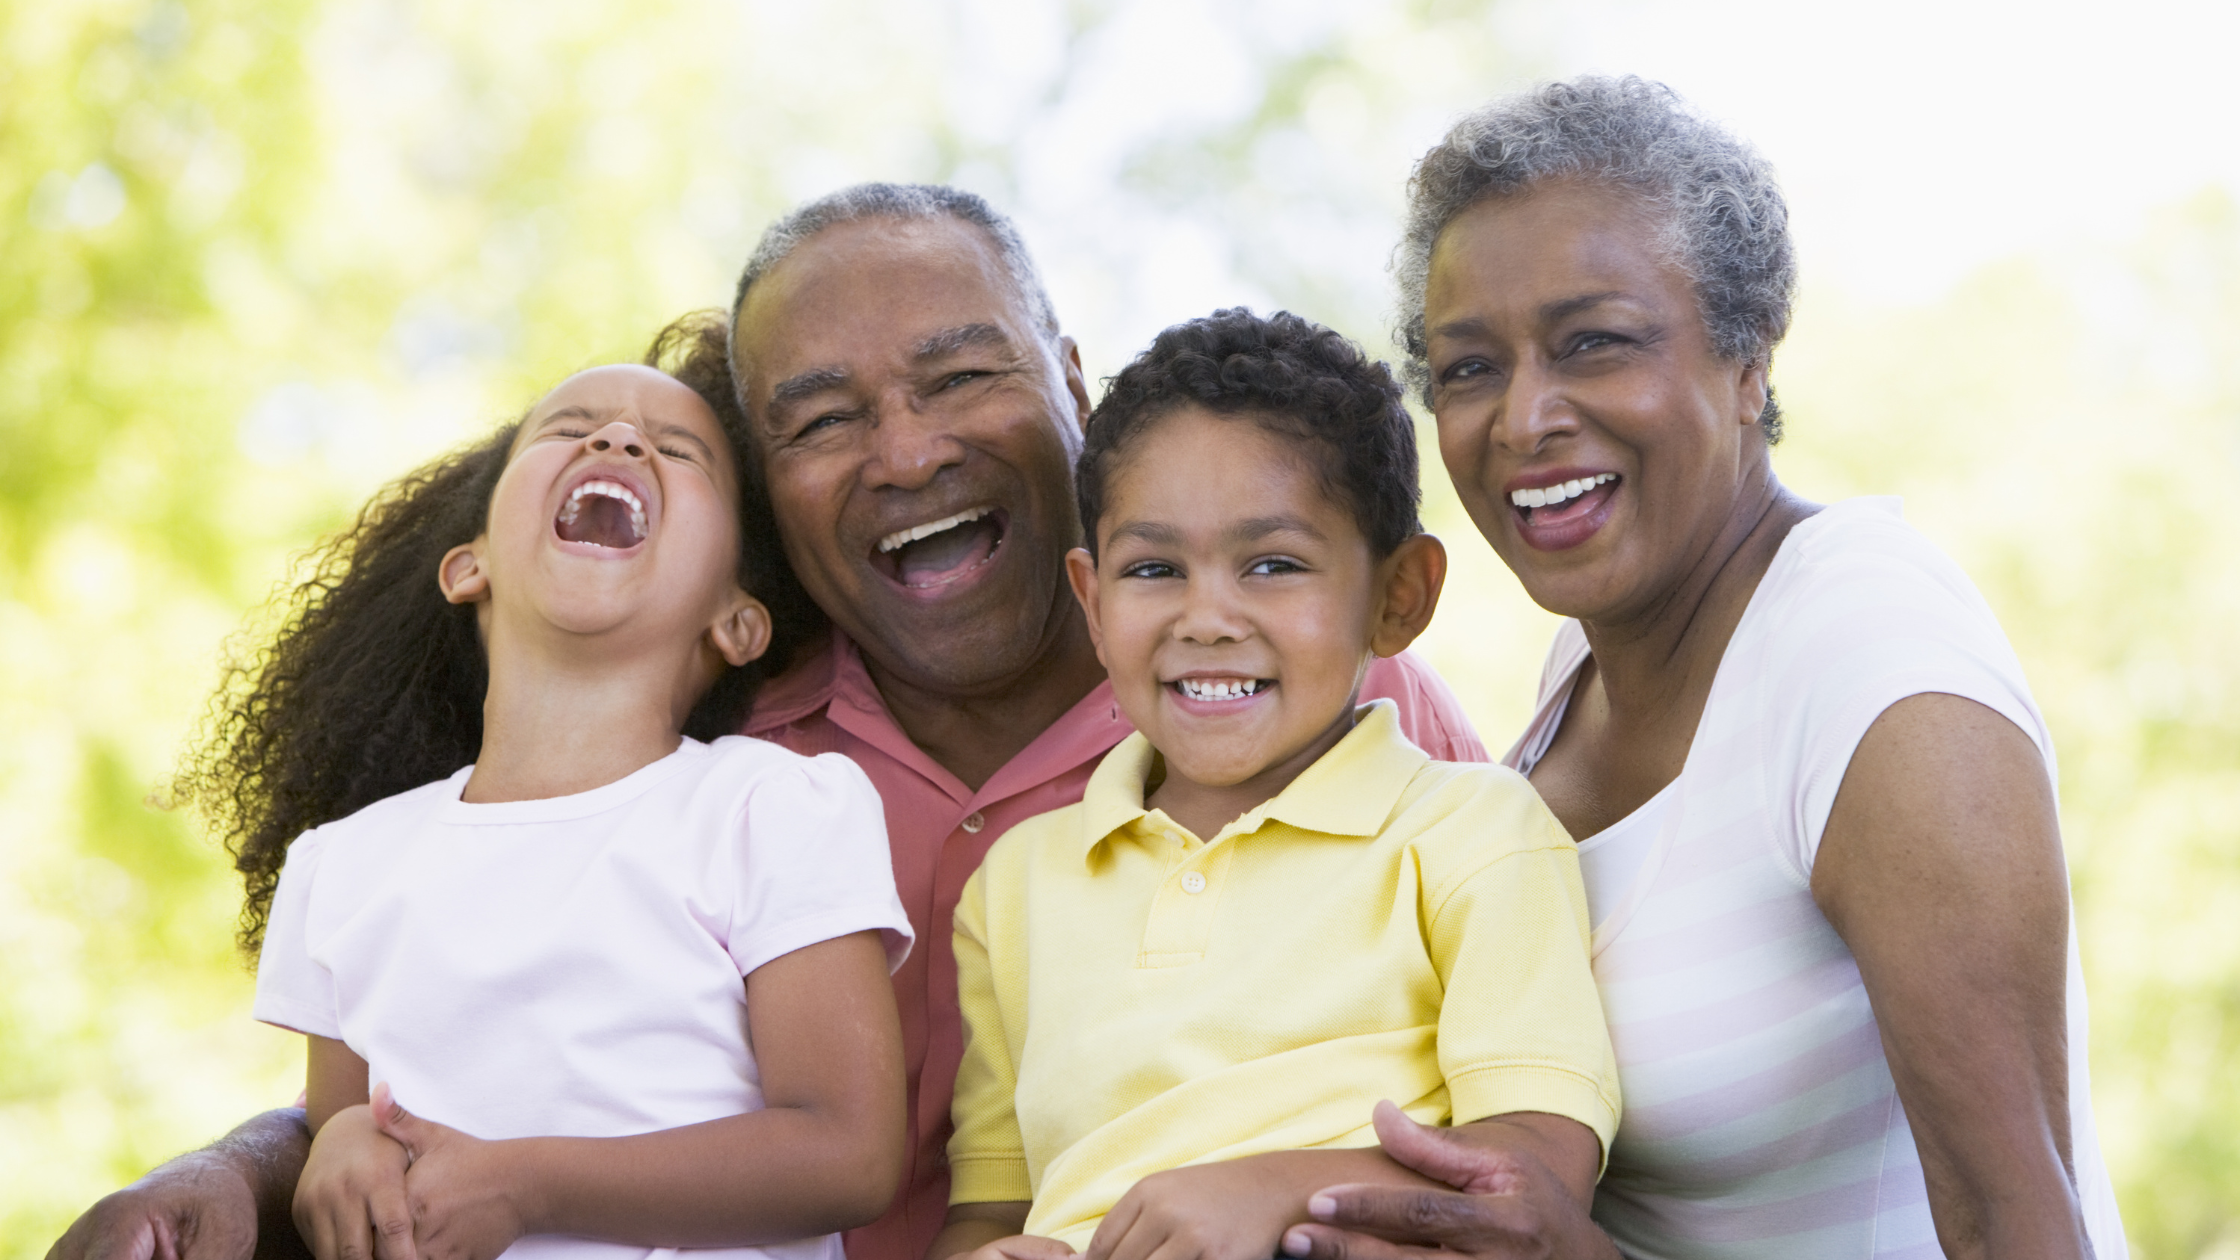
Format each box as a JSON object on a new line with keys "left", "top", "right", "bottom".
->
{"left": 708, "top": 592, "right": 773, "bottom": 668}
{"left": 438, "top": 541, "right": 491, "bottom": 604}
{"left": 1064, "top": 546, "right": 1109, "bottom": 666}
{"left": 1369, "top": 533, "right": 1448, "bottom": 659}
{"left": 1737, "top": 357, "right": 1771, "bottom": 429}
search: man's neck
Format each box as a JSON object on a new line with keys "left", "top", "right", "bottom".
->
{"left": 864, "top": 601, "right": 1107, "bottom": 792}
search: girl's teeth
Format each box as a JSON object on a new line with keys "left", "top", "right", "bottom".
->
{"left": 1510, "top": 472, "right": 1616, "bottom": 510}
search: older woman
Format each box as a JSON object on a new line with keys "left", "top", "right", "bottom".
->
{"left": 1285, "top": 79, "right": 2126, "bottom": 1260}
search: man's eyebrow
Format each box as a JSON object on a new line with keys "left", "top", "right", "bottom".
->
{"left": 768, "top": 366, "right": 851, "bottom": 410}
{"left": 915, "top": 323, "right": 1013, "bottom": 361}
{"left": 1229, "top": 514, "right": 1326, "bottom": 543}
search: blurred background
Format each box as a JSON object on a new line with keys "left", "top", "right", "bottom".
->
{"left": 4, "top": 0, "right": 2236, "bottom": 1252}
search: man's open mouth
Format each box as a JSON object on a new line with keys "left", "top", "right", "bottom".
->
{"left": 556, "top": 479, "right": 648, "bottom": 549}
{"left": 870, "top": 506, "right": 1006, "bottom": 589}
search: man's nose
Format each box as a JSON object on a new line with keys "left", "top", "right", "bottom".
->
{"left": 863, "top": 395, "right": 967, "bottom": 490}
{"left": 587, "top": 420, "right": 650, "bottom": 460}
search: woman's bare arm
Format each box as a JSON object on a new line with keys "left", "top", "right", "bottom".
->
{"left": 1813, "top": 692, "right": 2092, "bottom": 1260}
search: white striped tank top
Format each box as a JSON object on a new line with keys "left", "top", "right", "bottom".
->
{"left": 1504, "top": 497, "right": 2126, "bottom": 1259}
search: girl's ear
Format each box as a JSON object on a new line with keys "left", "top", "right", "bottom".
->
{"left": 1063, "top": 546, "right": 1110, "bottom": 667}
{"left": 1369, "top": 533, "right": 1448, "bottom": 659}
{"left": 438, "top": 541, "right": 491, "bottom": 604}
{"left": 708, "top": 591, "right": 773, "bottom": 668}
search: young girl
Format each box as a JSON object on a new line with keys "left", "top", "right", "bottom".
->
{"left": 179, "top": 314, "right": 910, "bottom": 1260}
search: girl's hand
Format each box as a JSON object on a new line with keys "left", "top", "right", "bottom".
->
{"left": 294, "top": 1103, "right": 415, "bottom": 1260}
{"left": 960, "top": 1235, "right": 1078, "bottom": 1260}
{"left": 1085, "top": 1161, "right": 1298, "bottom": 1260}
{"left": 371, "top": 1083, "right": 528, "bottom": 1260}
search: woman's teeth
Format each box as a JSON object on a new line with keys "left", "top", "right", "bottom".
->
{"left": 1177, "top": 678, "right": 1263, "bottom": 701}
{"left": 1510, "top": 473, "right": 1616, "bottom": 510}
{"left": 878, "top": 506, "right": 992, "bottom": 554}
{"left": 558, "top": 480, "right": 647, "bottom": 543}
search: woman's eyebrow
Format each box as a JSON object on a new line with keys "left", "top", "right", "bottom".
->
{"left": 1538, "top": 291, "right": 1628, "bottom": 322}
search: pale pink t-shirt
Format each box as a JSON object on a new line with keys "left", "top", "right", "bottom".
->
{"left": 255, "top": 735, "right": 914, "bottom": 1260}
{"left": 1505, "top": 498, "right": 2124, "bottom": 1259}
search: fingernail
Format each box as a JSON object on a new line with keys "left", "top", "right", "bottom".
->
{"left": 1281, "top": 1229, "right": 1309, "bottom": 1255}
{"left": 1307, "top": 1194, "right": 1336, "bottom": 1220}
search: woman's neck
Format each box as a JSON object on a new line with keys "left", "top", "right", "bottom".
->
{"left": 463, "top": 628, "right": 706, "bottom": 804}
{"left": 1579, "top": 475, "right": 1815, "bottom": 732}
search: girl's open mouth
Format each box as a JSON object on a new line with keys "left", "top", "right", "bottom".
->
{"left": 870, "top": 507, "right": 1007, "bottom": 589}
{"left": 556, "top": 479, "right": 648, "bottom": 549}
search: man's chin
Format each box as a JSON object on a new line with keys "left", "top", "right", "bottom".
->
{"left": 847, "top": 579, "right": 1065, "bottom": 696}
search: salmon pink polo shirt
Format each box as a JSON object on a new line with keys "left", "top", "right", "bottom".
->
{"left": 741, "top": 631, "right": 1489, "bottom": 1260}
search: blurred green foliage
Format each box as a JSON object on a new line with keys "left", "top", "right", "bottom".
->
{"left": 4, "top": 1, "right": 2236, "bottom": 1256}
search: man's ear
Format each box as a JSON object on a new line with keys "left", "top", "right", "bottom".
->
{"left": 1057, "top": 335, "right": 1091, "bottom": 432}
{"left": 708, "top": 591, "right": 773, "bottom": 669}
{"left": 1369, "top": 533, "right": 1448, "bottom": 659}
{"left": 1063, "top": 546, "right": 1109, "bottom": 667}
{"left": 438, "top": 541, "right": 491, "bottom": 605}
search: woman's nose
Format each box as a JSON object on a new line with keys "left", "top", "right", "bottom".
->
{"left": 587, "top": 420, "right": 648, "bottom": 459}
{"left": 1499, "top": 361, "right": 1579, "bottom": 453}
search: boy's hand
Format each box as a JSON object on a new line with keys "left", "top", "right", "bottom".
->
{"left": 294, "top": 1104, "right": 414, "bottom": 1260}
{"left": 369, "top": 1084, "right": 528, "bottom": 1260}
{"left": 959, "top": 1235, "right": 1077, "bottom": 1260}
{"left": 1087, "top": 1162, "right": 1298, "bottom": 1260}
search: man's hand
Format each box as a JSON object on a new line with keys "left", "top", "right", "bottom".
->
{"left": 1278, "top": 1103, "right": 1618, "bottom": 1260}
{"left": 293, "top": 1102, "right": 414, "bottom": 1260}
{"left": 47, "top": 1110, "right": 312, "bottom": 1260}
{"left": 370, "top": 1084, "right": 527, "bottom": 1260}
{"left": 1085, "top": 1160, "right": 1306, "bottom": 1260}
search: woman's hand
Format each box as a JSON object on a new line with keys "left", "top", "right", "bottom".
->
{"left": 1278, "top": 1103, "right": 1618, "bottom": 1260}
{"left": 1084, "top": 1160, "right": 1302, "bottom": 1260}
{"left": 369, "top": 1085, "right": 526, "bottom": 1260}
{"left": 293, "top": 1104, "right": 414, "bottom": 1260}
{"left": 1814, "top": 693, "right": 2094, "bottom": 1259}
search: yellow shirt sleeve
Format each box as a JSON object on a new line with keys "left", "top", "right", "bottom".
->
{"left": 947, "top": 854, "right": 1035, "bottom": 1205}
{"left": 1424, "top": 778, "right": 1621, "bottom": 1162}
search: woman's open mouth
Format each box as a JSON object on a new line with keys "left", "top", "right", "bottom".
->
{"left": 869, "top": 506, "right": 1007, "bottom": 589}
{"left": 555, "top": 479, "right": 648, "bottom": 549}
{"left": 1509, "top": 472, "right": 1619, "bottom": 548}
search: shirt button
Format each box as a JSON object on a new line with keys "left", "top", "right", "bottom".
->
{"left": 961, "top": 812, "right": 985, "bottom": 834}
{"left": 1181, "top": 871, "right": 1207, "bottom": 894}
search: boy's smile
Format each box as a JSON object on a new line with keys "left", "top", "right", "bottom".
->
{"left": 1068, "top": 405, "right": 1440, "bottom": 838}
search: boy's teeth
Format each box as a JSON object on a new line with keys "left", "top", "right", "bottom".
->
{"left": 1510, "top": 472, "right": 1616, "bottom": 510}
{"left": 878, "top": 506, "right": 992, "bottom": 554}
{"left": 1179, "top": 678, "right": 1262, "bottom": 701}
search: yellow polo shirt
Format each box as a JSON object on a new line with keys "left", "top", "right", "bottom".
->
{"left": 947, "top": 700, "right": 1620, "bottom": 1248}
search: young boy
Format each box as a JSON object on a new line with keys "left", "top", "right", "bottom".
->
{"left": 928, "top": 309, "right": 1618, "bottom": 1260}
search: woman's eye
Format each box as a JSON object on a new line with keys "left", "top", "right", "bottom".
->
{"left": 1439, "top": 358, "right": 1495, "bottom": 385}
{"left": 1567, "top": 331, "right": 1624, "bottom": 355}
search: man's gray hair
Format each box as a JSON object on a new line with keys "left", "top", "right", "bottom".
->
{"left": 731, "top": 181, "right": 1061, "bottom": 340}
{"left": 1395, "top": 76, "right": 1795, "bottom": 439}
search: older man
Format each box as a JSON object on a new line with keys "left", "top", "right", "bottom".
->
{"left": 50, "top": 184, "right": 1483, "bottom": 1260}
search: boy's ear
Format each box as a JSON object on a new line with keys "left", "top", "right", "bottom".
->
{"left": 438, "top": 541, "right": 491, "bottom": 604}
{"left": 1063, "top": 546, "right": 1110, "bottom": 667}
{"left": 1369, "top": 533, "right": 1447, "bottom": 659}
{"left": 708, "top": 591, "right": 773, "bottom": 669}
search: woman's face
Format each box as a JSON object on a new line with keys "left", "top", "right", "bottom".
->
{"left": 1422, "top": 177, "right": 1768, "bottom": 624}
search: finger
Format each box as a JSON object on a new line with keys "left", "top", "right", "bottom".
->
{"left": 1083, "top": 1191, "right": 1141, "bottom": 1260}
{"left": 997, "top": 1238, "right": 1080, "bottom": 1260}
{"left": 1367, "top": 1101, "right": 1517, "bottom": 1194}
{"left": 1306, "top": 1184, "right": 1534, "bottom": 1249}
{"left": 366, "top": 1177, "right": 420, "bottom": 1260}
{"left": 1280, "top": 1224, "right": 1440, "bottom": 1260}
{"left": 367, "top": 1084, "right": 430, "bottom": 1165}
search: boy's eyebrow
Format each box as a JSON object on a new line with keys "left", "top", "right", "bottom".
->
{"left": 1104, "top": 519, "right": 1182, "bottom": 548}
{"left": 1228, "top": 513, "right": 1327, "bottom": 543}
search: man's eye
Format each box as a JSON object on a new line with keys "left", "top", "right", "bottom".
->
{"left": 942, "top": 370, "right": 987, "bottom": 390}
{"left": 799, "top": 413, "right": 848, "bottom": 437}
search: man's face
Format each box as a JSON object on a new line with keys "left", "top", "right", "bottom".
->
{"left": 732, "top": 216, "right": 1090, "bottom": 696}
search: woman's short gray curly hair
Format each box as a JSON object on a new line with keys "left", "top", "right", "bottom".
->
{"left": 1395, "top": 76, "right": 1796, "bottom": 440}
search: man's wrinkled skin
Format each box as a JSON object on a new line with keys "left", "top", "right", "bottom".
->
{"left": 46, "top": 1109, "right": 314, "bottom": 1260}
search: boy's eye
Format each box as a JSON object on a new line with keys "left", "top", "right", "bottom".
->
{"left": 1245, "top": 557, "right": 1304, "bottom": 576}
{"left": 1120, "top": 559, "right": 1180, "bottom": 580}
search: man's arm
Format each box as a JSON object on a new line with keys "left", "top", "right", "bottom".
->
{"left": 46, "top": 1109, "right": 313, "bottom": 1260}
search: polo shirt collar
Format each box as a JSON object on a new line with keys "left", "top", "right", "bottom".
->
{"left": 1077, "top": 698, "right": 1427, "bottom": 860}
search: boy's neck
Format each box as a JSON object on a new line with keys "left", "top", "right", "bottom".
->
{"left": 1145, "top": 699, "right": 1360, "bottom": 841}
{"left": 464, "top": 626, "right": 705, "bottom": 804}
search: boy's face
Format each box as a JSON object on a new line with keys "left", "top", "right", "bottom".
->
{"left": 1067, "top": 405, "right": 1390, "bottom": 801}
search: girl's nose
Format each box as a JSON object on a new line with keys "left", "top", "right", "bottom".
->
{"left": 587, "top": 419, "right": 648, "bottom": 459}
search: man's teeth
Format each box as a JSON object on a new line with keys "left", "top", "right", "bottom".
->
{"left": 1178, "top": 678, "right": 1263, "bottom": 702}
{"left": 877, "top": 507, "right": 992, "bottom": 554}
{"left": 1510, "top": 473, "right": 1617, "bottom": 510}
{"left": 559, "top": 479, "right": 648, "bottom": 539}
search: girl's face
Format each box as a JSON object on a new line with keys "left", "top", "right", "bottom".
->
{"left": 444, "top": 365, "right": 767, "bottom": 671}
{"left": 1421, "top": 177, "right": 1769, "bottom": 625}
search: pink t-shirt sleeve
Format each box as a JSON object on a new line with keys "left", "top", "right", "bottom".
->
{"left": 725, "top": 751, "right": 915, "bottom": 977}
{"left": 252, "top": 830, "right": 343, "bottom": 1041}
{"left": 1363, "top": 649, "right": 1491, "bottom": 764}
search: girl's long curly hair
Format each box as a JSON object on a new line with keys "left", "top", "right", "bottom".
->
{"left": 178, "top": 311, "right": 826, "bottom": 957}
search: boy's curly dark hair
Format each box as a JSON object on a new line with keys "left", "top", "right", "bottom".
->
{"left": 178, "top": 311, "right": 826, "bottom": 957}
{"left": 1077, "top": 308, "right": 1421, "bottom": 559}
